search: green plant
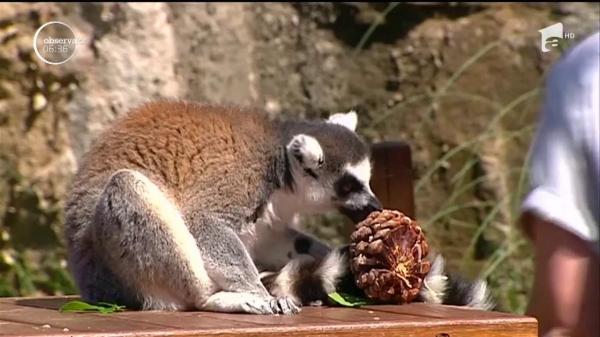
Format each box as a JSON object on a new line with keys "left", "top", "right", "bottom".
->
{"left": 0, "top": 160, "right": 76, "bottom": 297}
{"left": 328, "top": 292, "right": 374, "bottom": 307}
{"left": 59, "top": 300, "right": 126, "bottom": 314}
{"left": 353, "top": 2, "right": 401, "bottom": 56}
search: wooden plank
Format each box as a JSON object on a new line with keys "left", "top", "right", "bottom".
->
{"left": 0, "top": 319, "right": 68, "bottom": 337}
{"left": 361, "top": 304, "right": 538, "bottom": 337}
{"left": 0, "top": 308, "right": 171, "bottom": 334}
{"left": 364, "top": 303, "right": 535, "bottom": 322}
{"left": 112, "top": 310, "right": 262, "bottom": 330}
{"left": 9, "top": 297, "right": 78, "bottom": 311}
{"left": 0, "top": 302, "right": 22, "bottom": 312}
{"left": 5, "top": 296, "right": 263, "bottom": 331}
{"left": 198, "top": 307, "right": 348, "bottom": 327}
{"left": 0, "top": 297, "right": 538, "bottom": 337}
{"left": 167, "top": 324, "right": 534, "bottom": 337}
{"left": 197, "top": 306, "right": 433, "bottom": 330}
{"left": 300, "top": 306, "right": 433, "bottom": 323}
{"left": 371, "top": 141, "right": 416, "bottom": 218}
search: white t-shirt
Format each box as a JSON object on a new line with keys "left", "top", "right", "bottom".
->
{"left": 522, "top": 32, "right": 599, "bottom": 245}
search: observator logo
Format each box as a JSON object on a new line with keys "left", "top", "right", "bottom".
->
{"left": 33, "top": 21, "right": 85, "bottom": 65}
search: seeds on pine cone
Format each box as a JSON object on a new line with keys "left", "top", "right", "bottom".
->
{"left": 349, "top": 209, "right": 430, "bottom": 304}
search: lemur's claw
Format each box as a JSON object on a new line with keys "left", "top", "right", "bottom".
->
{"left": 270, "top": 296, "right": 300, "bottom": 315}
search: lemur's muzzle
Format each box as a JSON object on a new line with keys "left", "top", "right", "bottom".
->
{"left": 340, "top": 195, "right": 383, "bottom": 224}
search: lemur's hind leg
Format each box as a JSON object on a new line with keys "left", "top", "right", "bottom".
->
{"left": 186, "top": 214, "right": 300, "bottom": 315}
{"left": 92, "top": 169, "right": 217, "bottom": 311}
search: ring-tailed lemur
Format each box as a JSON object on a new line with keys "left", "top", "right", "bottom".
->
{"left": 64, "top": 100, "right": 382, "bottom": 315}
{"left": 65, "top": 100, "right": 494, "bottom": 315}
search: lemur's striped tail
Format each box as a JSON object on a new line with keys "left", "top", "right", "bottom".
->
{"left": 417, "top": 254, "right": 496, "bottom": 310}
{"left": 261, "top": 246, "right": 495, "bottom": 310}
{"left": 260, "top": 249, "right": 347, "bottom": 306}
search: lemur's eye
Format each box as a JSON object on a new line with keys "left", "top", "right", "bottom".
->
{"left": 317, "top": 157, "right": 324, "bottom": 167}
{"left": 341, "top": 183, "right": 353, "bottom": 194}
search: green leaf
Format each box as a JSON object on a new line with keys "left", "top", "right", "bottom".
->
{"left": 97, "top": 302, "right": 126, "bottom": 310}
{"left": 59, "top": 300, "right": 100, "bottom": 312}
{"left": 59, "top": 300, "right": 125, "bottom": 314}
{"left": 327, "top": 292, "right": 372, "bottom": 307}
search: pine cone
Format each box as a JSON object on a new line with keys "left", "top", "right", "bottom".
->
{"left": 349, "top": 209, "right": 430, "bottom": 304}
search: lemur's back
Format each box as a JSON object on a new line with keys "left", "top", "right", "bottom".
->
{"left": 65, "top": 101, "right": 278, "bottom": 246}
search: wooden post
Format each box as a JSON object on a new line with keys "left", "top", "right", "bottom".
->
{"left": 370, "top": 141, "right": 416, "bottom": 218}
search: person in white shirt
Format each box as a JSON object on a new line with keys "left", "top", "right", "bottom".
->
{"left": 521, "top": 31, "right": 599, "bottom": 337}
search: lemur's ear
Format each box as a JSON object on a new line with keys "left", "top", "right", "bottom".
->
{"left": 327, "top": 110, "right": 357, "bottom": 132}
{"left": 286, "top": 134, "right": 324, "bottom": 177}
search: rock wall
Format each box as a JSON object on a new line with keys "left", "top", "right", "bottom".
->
{"left": 0, "top": 2, "right": 598, "bottom": 309}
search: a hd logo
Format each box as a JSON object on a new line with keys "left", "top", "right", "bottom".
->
{"left": 539, "top": 22, "right": 575, "bottom": 53}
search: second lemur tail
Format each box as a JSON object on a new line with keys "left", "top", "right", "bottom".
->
{"left": 260, "top": 249, "right": 347, "bottom": 307}
{"left": 416, "top": 254, "right": 496, "bottom": 310}
{"left": 261, "top": 246, "right": 496, "bottom": 310}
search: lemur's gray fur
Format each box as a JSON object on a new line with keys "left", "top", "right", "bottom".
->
{"left": 64, "top": 100, "right": 381, "bottom": 315}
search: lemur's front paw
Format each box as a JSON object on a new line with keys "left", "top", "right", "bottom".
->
{"left": 238, "top": 294, "right": 300, "bottom": 315}
{"left": 270, "top": 296, "right": 301, "bottom": 315}
{"left": 239, "top": 294, "right": 278, "bottom": 315}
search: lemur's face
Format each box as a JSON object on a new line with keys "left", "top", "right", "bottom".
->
{"left": 286, "top": 111, "right": 382, "bottom": 223}
{"left": 333, "top": 157, "right": 382, "bottom": 223}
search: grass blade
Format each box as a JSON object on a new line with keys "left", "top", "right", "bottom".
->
{"left": 353, "top": 2, "right": 401, "bottom": 56}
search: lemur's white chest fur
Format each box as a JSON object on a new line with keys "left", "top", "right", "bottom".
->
{"left": 241, "top": 157, "right": 374, "bottom": 258}
{"left": 240, "top": 132, "right": 332, "bottom": 248}
{"left": 240, "top": 187, "right": 324, "bottom": 253}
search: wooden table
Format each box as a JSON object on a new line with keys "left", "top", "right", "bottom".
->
{"left": 0, "top": 296, "right": 537, "bottom": 337}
